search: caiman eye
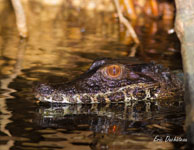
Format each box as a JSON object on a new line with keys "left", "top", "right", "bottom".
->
{"left": 106, "top": 65, "right": 122, "bottom": 78}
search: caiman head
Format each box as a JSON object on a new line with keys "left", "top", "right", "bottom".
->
{"left": 35, "top": 58, "right": 183, "bottom": 104}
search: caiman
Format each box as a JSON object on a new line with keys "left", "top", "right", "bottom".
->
{"left": 34, "top": 58, "right": 183, "bottom": 104}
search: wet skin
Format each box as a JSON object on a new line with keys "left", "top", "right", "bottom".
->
{"left": 35, "top": 58, "right": 183, "bottom": 104}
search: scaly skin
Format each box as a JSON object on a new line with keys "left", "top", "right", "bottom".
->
{"left": 34, "top": 58, "right": 183, "bottom": 104}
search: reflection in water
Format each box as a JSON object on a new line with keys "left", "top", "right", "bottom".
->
{"left": 36, "top": 100, "right": 184, "bottom": 126}
{"left": 0, "top": 39, "right": 26, "bottom": 150}
{"left": 35, "top": 100, "right": 185, "bottom": 149}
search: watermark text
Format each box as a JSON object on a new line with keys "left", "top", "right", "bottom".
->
{"left": 153, "top": 135, "right": 187, "bottom": 142}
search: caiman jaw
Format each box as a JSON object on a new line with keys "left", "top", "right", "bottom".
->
{"left": 35, "top": 82, "right": 160, "bottom": 104}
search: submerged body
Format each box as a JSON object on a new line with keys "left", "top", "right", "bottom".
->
{"left": 35, "top": 58, "right": 183, "bottom": 103}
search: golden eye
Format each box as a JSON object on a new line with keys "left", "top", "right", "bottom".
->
{"left": 106, "top": 65, "right": 122, "bottom": 78}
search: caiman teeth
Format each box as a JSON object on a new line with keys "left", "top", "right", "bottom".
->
{"left": 72, "top": 95, "right": 83, "bottom": 104}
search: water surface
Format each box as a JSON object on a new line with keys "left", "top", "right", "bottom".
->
{"left": 0, "top": 1, "right": 186, "bottom": 150}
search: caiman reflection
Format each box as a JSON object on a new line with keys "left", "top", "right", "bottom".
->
{"left": 36, "top": 100, "right": 184, "bottom": 133}
{"left": 35, "top": 58, "right": 183, "bottom": 103}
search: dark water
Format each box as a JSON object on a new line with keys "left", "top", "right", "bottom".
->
{"left": 0, "top": 1, "right": 186, "bottom": 150}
